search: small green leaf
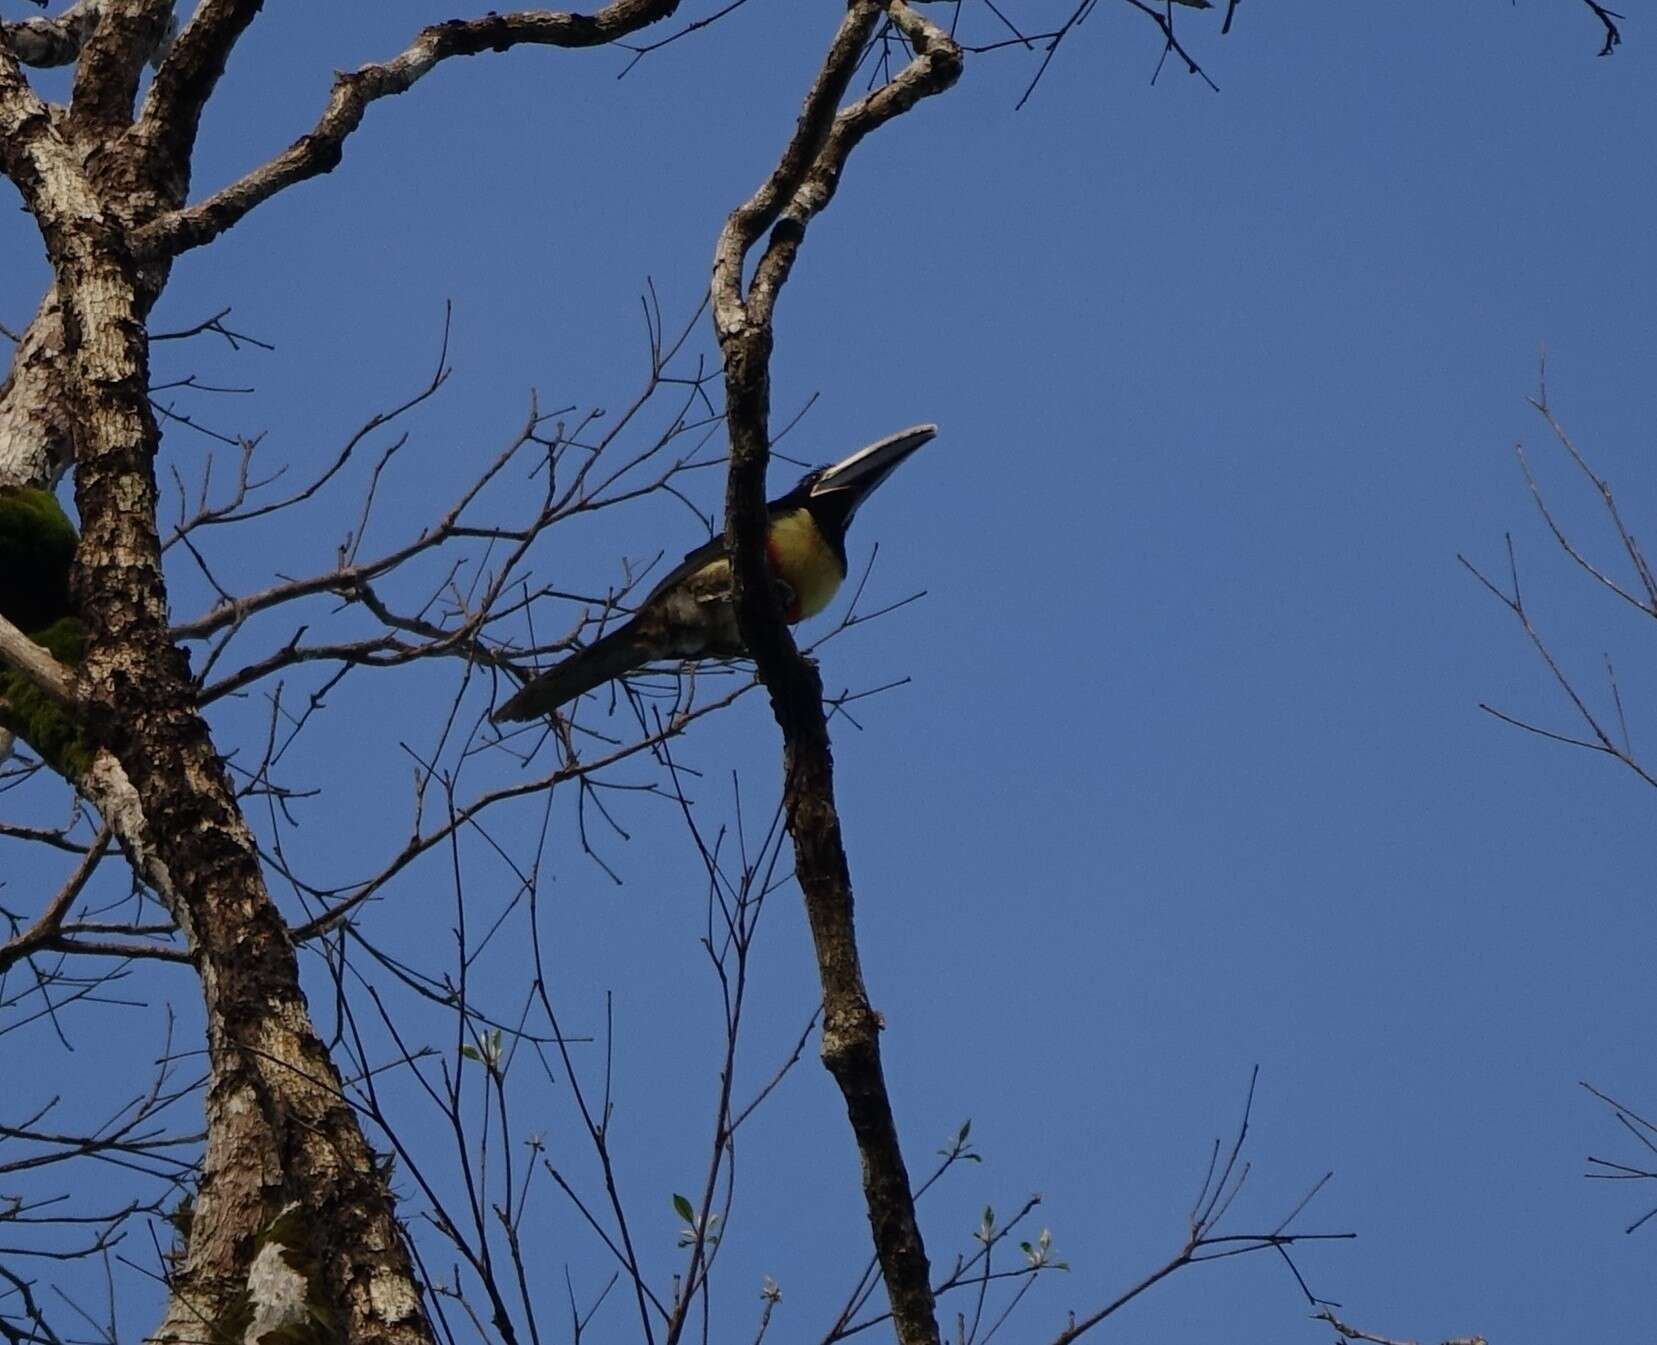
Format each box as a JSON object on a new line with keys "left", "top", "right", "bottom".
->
{"left": 672, "top": 1193, "right": 696, "bottom": 1224}
{"left": 940, "top": 1118, "right": 981, "bottom": 1160}
{"left": 1022, "top": 1228, "right": 1062, "bottom": 1269}
{"left": 460, "top": 1044, "right": 481, "bottom": 1062}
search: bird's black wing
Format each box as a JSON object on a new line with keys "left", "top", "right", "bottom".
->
{"left": 640, "top": 533, "right": 728, "bottom": 607}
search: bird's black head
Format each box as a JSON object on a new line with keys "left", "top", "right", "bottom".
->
{"left": 772, "top": 424, "right": 938, "bottom": 544}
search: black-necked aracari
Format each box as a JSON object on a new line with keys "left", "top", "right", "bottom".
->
{"left": 493, "top": 424, "right": 938, "bottom": 721}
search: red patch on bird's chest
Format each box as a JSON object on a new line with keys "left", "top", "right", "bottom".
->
{"left": 764, "top": 535, "right": 804, "bottom": 622}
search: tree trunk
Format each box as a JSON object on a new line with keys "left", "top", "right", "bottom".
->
{"left": 0, "top": 20, "right": 434, "bottom": 1342}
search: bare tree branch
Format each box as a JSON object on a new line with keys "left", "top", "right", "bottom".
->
{"left": 1521, "top": 376, "right": 1657, "bottom": 613}
{"left": 1465, "top": 376, "right": 1657, "bottom": 791}
{"left": 131, "top": 1, "right": 688, "bottom": 261}
{"left": 1, "top": 0, "right": 101, "bottom": 70}
{"left": 136, "top": 0, "right": 269, "bottom": 187}
{"left": 66, "top": 0, "right": 175, "bottom": 141}
{"left": 1314, "top": 1310, "right": 1489, "bottom": 1345}
{"left": 1582, "top": 1080, "right": 1657, "bottom": 1235}
{"left": 1579, "top": 0, "right": 1623, "bottom": 56}
{"left": 0, "top": 824, "right": 111, "bottom": 974}
{"left": 1049, "top": 1073, "right": 1353, "bottom": 1345}
{"left": 0, "top": 611, "right": 75, "bottom": 711}
{"left": 712, "top": 6, "right": 961, "bottom": 1345}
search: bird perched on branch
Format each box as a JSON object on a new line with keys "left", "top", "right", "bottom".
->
{"left": 0, "top": 485, "right": 88, "bottom": 775}
{"left": 494, "top": 424, "right": 938, "bottom": 721}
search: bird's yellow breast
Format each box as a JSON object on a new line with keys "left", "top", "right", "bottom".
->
{"left": 766, "top": 508, "right": 844, "bottom": 621}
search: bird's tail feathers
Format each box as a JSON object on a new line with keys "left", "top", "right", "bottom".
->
{"left": 492, "top": 624, "right": 650, "bottom": 722}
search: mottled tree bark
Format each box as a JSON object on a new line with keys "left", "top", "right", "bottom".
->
{"left": 0, "top": 9, "right": 431, "bottom": 1338}
{"left": 0, "top": 2, "right": 683, "bottom": 1339}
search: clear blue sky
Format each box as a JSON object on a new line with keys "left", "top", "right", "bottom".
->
{"left": 4, "top": 3, "right": 1655, "bottom": 1340}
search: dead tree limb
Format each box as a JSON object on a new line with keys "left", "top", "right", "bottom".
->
{"left": 710, "top": 5, "right": 961, "bottom": 1344}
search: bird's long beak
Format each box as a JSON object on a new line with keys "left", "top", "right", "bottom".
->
{"left": 808, "top": 424, "right": 938, "bottom": 523}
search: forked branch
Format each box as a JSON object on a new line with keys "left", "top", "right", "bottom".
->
{"left": 1, "top": 0, "right": 102, "bottom": 69}
{"left": 711, "top": 6, "right": 961, "bottom": 1345}
{"left": 1580, "top": 0, "right": 1623, "bottom": 56}
{"left": 131, "top": 1, "right": 686, "bottom": 261}
{"left": 1462, "top": 378, "right": 1657, "bottom": 790}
